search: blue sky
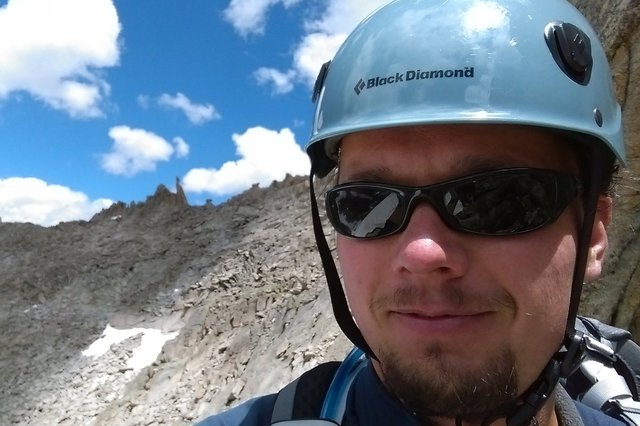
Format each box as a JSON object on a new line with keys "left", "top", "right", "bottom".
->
{"left": 0, "top": 0, "right": 388, "bottom": 226}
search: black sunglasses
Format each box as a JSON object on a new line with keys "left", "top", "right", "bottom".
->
{"left": 325, "top": 168, "right": 583, "bottom": 239}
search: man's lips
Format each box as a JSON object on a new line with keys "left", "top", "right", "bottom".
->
{"left": 388, "top": 308, "right": 494, "bottom": 335}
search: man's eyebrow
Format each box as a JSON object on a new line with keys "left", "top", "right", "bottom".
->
{"left": 341, "top": 156, "right": 521, "bottom": 180}
{"left": 338, "top": 153, "right": 528, "bottom": 184}
{"left": 339, "top": 166, "right": 393, "bottom": 183}
{"left": 454, "top": 155, "right": 525, "bottom": 173}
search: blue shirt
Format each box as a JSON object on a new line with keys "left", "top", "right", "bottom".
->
{"left": 196, "top": 362, "right": 625, "bottom": 426}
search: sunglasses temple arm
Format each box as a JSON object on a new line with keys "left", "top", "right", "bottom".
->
{"left": 308, "top": 172, "right": 377, "bottom": 360}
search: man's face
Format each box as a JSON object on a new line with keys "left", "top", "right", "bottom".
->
{"left": 335, "top": 124, "right": 609, "bottom": 419}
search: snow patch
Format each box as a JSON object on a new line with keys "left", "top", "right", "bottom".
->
{"left": 82, "top": 324, "right": 179, "bottom": 370}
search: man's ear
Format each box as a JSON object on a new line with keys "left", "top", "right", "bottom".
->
{"left": 584, "top": 196, "right": 612, "bottom": 282}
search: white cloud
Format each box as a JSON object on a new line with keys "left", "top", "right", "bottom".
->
{"left": 173, "top": 137, "right": 190, "bottom": 158}
{"left": 157, "top": 92, "right": 220, "bottom": 125}
{"left": 254, "top": 67, "right": 296, "bottom": 94}
{"left": 304, "top": 0, "right": 385, "bottom": 35}
{"left": 247, "top": 0, "right": 388, "bottom": 94}
{"left": 182, "top": 126, "right": 309, "bottom": 196}
{"left": 101, "top": 126, "right": 189, "bottom": 177}
{"left": 0, "top": 177, "right": 113, "bottom": 226}
{"left": 223, "top": 0, "right": 301, "bottom": 37}
{"left": 292, "top": 32, "right": 347, "bottom": 87}
{"left": 0, "top": 0, "right": 121, "bottom": 118}
{"left": 137, "top": 94, "right": 151, "bottom": 109}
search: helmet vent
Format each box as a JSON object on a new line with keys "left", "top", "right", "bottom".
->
{"left": 544, "top": 21, "right": 592, "bottom": 86}
{"left": 312, "top": 61, "right": 331, "bottom": 103}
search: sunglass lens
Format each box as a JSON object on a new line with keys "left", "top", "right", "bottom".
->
{"left": 328, "top": 187, "right": 403, "bottom": 238}
{"left": 442, "top": 173, "right": 558, "bottom": 234}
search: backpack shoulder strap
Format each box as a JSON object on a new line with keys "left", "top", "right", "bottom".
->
{"left": 613, "top": 337, "right": 640, "bottom": 399}
{"left": 271, "top": 361, "right": 341, "bottom": 424}
{"left": 271, "top": 348, "right": 367, "bottom": 425}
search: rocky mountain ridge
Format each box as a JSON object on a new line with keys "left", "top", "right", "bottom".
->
{"left": 0, "top": 175, "right": 352, "bottom": 425}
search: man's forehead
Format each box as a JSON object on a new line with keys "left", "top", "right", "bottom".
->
{"left": 337, "top": 125, "right": 579, "bottom": 182}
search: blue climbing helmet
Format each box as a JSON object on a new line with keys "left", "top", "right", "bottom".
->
{"left": 306, "top": 0, "right": 625, "bottom": 177}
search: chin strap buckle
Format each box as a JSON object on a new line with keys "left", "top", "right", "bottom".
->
{"left": 507, "top": 359, "right": 563, "bottom": 426}
{"left": 560, "top": 330, "right": 589, "bottom": 377}
{"left": 508, "top": 332, "right": 589, "bottom": 426}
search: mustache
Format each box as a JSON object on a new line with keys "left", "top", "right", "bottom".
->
{"left": 371, "top": 281, "right": 516, "bottom": 313}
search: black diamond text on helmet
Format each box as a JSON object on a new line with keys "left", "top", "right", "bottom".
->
{"left": 353, "top": 67, "right": 475, "bottom": 95}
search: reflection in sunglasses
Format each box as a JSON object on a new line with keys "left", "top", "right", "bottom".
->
{"left": 326, "top": 168, "right": 582, "bottom": 239}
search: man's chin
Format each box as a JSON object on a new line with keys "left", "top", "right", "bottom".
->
{"left": 377, "top": 345, "right": 519, "bottom": 420}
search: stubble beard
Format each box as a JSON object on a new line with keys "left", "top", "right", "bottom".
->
{"left": 378, "top": 344, "right": 519, "bottom": 422}
{"left": 368, "top": 280, "right": 523, "bottom": 421}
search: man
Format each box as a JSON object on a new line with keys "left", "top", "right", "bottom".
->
{"left": 198, "top": 0, "right": 628, "bottom": 424}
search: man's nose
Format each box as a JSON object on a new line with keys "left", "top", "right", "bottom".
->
{"left": 390, "top": 203, "right": 469, "bottom": 277}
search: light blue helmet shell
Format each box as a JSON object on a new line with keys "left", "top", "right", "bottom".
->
{"left": 306, "top": 0, "right": 624, "bottom": 177}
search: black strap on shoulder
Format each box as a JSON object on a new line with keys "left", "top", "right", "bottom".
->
{"left": 271, "top": 362, "right": 341, "bottom": 423}
{"left": 616, "top": 339, "right": 640, "bottom": 399}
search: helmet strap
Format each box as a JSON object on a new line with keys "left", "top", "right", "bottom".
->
{"left": 564, "top": 142, "right": 605, "bottom": 344}
{"left": 505, "top": 356, "right": 563, "bottom": 426}
{"left": 309, "top": 170, "right": 377, "bottom": 359}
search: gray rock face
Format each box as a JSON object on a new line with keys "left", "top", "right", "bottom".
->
{"left": 0, "top": 2, "right": 638, "bottom": 425}
{"left": 0, "top": 176, "right": 351, "bottom": 425}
